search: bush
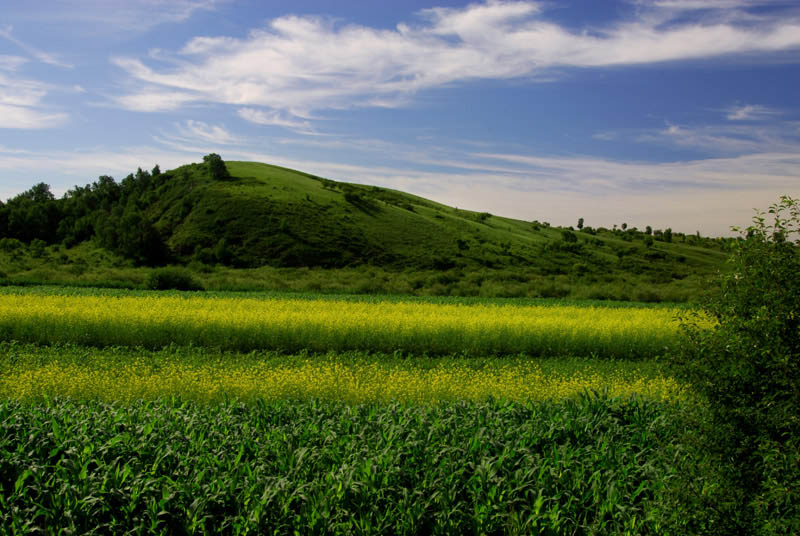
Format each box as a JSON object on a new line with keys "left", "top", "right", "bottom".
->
{"left": 670, "top": 196, "right": 800, "bottom": 534}
{"left": 203, "top": 153, "right": 231, "bottom": 181}
{"left": 146, "top": 267, "right": 203, "bottom": 291}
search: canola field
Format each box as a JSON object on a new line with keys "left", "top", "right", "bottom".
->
{"left": 0, "top": 287, "right": 701, "bottom": 534}
{"left": 0, "top": 344, "right": 686, "bottom": 404}
{"left": 0, "top": 289, "right": 692, "bottom": 357}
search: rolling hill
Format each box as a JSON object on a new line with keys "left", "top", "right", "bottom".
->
{"left": 0, "top": 156, "right": 731, "bottom": 300}
{"left": 151, "top": 160, "right": 727, "bottom": 274}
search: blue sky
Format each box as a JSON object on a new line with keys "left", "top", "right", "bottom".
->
{"left": 1, "top": 0, "right": 799, "bottom": 236}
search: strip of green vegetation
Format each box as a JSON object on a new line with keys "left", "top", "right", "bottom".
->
{"left": 0, "top": 243, "right": 716, "bottom": 302}
{"left": 0, "top": 395, "right": 699, "bottom": 535}
{"left": 0, "top": 284, "right": 689, "bottom": 308}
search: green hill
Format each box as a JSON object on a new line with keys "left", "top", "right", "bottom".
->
{"left": 0, "top": 156, "right": 731, "bottom": 300}
{"left": 150, "top": 160, "right": 727, "bottom": 274}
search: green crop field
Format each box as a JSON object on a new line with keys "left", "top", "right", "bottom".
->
{"left": 0, "top": 396, "right": 689, "bottom": 535}
{"left": 0, "top": 286, "right": 711, "bottom": 534}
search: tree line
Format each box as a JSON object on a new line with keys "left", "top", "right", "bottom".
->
{"left": 0, "top": 154, "right": 230, "bottom": 266}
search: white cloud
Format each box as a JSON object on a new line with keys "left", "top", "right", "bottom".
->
{"left": 0, "top": 104, "right": 68, "bottom": 129}
{"left": 179, "top": 120, "right": 238, "bottom": 145}
{"left": 0, "top": 55, "right": 28, "bottom": 71}
{"left": 0, "top": 26, "right": 73, "bottom": 68}
{"left": 4, "top": 1, "right": 219, "bottom": 34}
{"left": 592, "top": 131, "right": 619, "bottom": 141}
{"left": 474, "top": 151, "right": 800, "bottom": 193}
{"left": 110, "top": 0, "right": 800, "bottom": 121}
{"left": 237, "top": 108, "right": 314, "bottom": 133}
{"left": 643, "top": 121, "right": 799, "bottom": 154}
{"left": 0, "top": 73, "right": 69, "bottom": 128}
{"left": 725, "top": 103, "right": 779, "bottom": 120}
{"left": 150, "top": 120, "right": 242, "bottom": 154}
{"left": 112, "top": 84, "right": 198, "bottom": 112}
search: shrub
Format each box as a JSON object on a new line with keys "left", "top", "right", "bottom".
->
{"left": 146, "top": 267, "right": 203, "bottom": 291}
{"left": 670, "top": 196, "right": 800, "bottom": 534}
{"left": 0, "top": 238, "right": 23, "bottom": 252}
{"left": 560, "top": 229, "right": 577, "bottom": 243}
{"left": 203, "top": 153, "right": 231, "bottom": 181}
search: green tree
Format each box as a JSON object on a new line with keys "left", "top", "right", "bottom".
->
{"left": 670, "top": 196, "right": 800, "bottom": 534}
{"left": 5, "top": 182, "right": 61, "bottom": 243}
{"left": 117, "top": 212, "right": 166, "bottom": 265}
{"left": 204, "top": 153, "right": 231, "bottom": 181}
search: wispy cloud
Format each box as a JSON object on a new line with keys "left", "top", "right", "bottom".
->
{"left": 0, "top": 55, "right": 28, "bottom": 71}
{"left": 179, "top": 120, "right": 239, "bottom": 145}
{"left": 0, "top": 26, "right": 73, "bottom": 68}
{"left": 109, "top": 0, "right": 800, "bottom": 126}
{"left": 0, "top": 104, "right": 68, "bottom": 129}
{"left": 151, "top": 120, "right": 242, "bottom": 153}
{"left": 725, "top": 103, "right": 779, "bottom": 120}
{"left": 641, "top": 120, "right": 800, "bottom": 154}
{"left": 237, "top": 108, "right": 315, "bottom": 134}
{"left": 592, "top": 131, "right": 619, "bottom": 141}
{"left": 4, "top": 1, "right": 219, "bottom": 35}
{"left": 0, "top": 73, "right": 69, "bottom": 129}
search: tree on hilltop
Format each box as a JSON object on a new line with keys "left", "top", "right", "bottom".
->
{"left": 204, "top": 153, "right": 231, "bottom": 181}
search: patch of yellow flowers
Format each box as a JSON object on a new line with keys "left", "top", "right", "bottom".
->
{"left": 0, "top": 294, "right": 698, "bottom": 356}
{"left": 0, "top": 358, "right": 688, "bottom": 404}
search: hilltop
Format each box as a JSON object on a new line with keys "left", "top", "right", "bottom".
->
{"left": 0, "top": 155, "right": 730, "bottom": 301}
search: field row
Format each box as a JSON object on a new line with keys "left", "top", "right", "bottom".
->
{"left": 0, "top": 396, "right": 692, "bottom": 535}
{"left": 0, "top": 291, "right": 698, "bottom": 357}
{"left": 0, "top": 345, "right": 686, "bottom": 403}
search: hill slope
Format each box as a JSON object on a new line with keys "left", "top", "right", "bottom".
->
{"left": 0, "top": 156, "right": 730, "bottom": 299}
{"left": 149, "top": 160, "right": 727, "bottom": 277}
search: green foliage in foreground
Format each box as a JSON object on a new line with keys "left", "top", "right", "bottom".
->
{"left": 670, "top": 196, "right": 800, "bottom": 535}
{"left": 0, "top": 395, "right": 700, "bottom": 535}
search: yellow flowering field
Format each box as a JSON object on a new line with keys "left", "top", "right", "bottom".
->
{"left": 0, "top": 292, "right": 695, "bottom": 357}
{"left": 0, "top": 353, "right": 687, "bottom": 404}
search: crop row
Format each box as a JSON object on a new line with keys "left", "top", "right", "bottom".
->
{"left": 0, "top": 395, "right": 691, "bottom": 535}
{"left": 0, "top": 292, "right": 695, "bottom": 357}
{"left": 0, "top": 346, "right": 686, "bottom": 404}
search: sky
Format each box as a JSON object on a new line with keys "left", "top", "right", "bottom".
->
{"left": 1, "top": 0, "right": 799, "bottom": 236}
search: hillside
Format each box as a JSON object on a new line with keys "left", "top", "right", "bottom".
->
{"left": 0, "top": 155, "right": 731, "bottom": 300}
{"left": 154, "top": 160, "right": 727, "bottom": 273}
